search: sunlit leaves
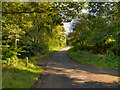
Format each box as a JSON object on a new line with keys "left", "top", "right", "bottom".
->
{"left": 2, "top": 24, "right": 24, "bottom": 39}
{"left": 68, "top": 2, "right": 119, "bottom": 55}
{"left": 2, "top": 2, "right": 68, "bottom": 62}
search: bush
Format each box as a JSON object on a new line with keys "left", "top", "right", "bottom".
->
{"left": 67, "top": 48, "right": 119, "bottom": 69}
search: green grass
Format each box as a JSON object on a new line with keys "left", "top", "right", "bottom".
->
{"left": 2, "top": 61, "right": 43, "bottom": 88}
{"left": 2, "top": 46, "right": 66, "bottom": 88}
{"left": 67, "top": 48, "right": 119, "bottom": 69}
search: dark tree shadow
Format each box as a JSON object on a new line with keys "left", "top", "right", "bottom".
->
{"left": 32, "top": 73, "right": 119, "bottom": 88}
{"left": 48, "top": 50, "right": 120, "bottom": 77}
{"left": 33, "top": 49, "right": 120, "bottom": 88}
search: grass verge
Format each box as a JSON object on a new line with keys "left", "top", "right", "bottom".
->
{"left": 67, "top": 48, "right": 119, "bottom": 69}
{"left": 2, "top": 46, "right": 66, "bottom": 88}
{"left": 2, "top": 60, "right": 43, "bottom": 88}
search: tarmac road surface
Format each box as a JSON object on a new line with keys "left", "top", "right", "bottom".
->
{"left": 32, "top": 46, "right": 119, "bottom": 88}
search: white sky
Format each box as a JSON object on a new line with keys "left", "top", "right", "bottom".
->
{"left": 64, "top": 9, "right": 88, "bottom": 35}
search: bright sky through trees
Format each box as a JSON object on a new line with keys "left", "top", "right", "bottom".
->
{"left": 64, "top": 8, "right": 88, "bottom": 35}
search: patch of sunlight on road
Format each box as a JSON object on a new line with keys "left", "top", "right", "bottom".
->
{"left": 58, "top": 46, "right": 72, "bottom": 52}
{"left": 46, "top": 66, "right": 119, "bottom": 84}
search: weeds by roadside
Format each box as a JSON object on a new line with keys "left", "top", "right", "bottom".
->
{"left": 2, "top": 46, "right": 66, "bottom": 88}
{"left": 67, "top": 48, "right": 119, "bottom": 69}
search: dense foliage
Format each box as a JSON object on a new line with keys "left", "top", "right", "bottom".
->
{"left": 68, "top": 2, "right": 120, "bottom": 55}
{"left": 2, "top": 2, "right": 85, "bottom": 66}
{"left": 2, "top": 2, "right": 62, "bottom": 65}
{"left": 2, "top": 2, "right": 119, "bottom": 67}
{"left": 67, "top": 2, "right": 120, "bottom": 69}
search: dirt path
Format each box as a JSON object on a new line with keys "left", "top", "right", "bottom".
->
{"left": 32, "top": 46, "right": 119, "bottom": 88}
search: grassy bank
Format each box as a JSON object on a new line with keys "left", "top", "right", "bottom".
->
{"left": 2, "top": 61, "right": 43, "bottom": 88}
{"left": 67, "top": 48, "right": 119, "bottom": 69}
{"left": 2, "top": 46, "right": 66, "bottom": 88}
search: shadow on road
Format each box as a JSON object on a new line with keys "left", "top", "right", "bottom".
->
{"left": 33, "top": 73, "right": 119, "bottom": 88}
{"left": 48, "top": 50, "right": 119, "bottom": 77}
{"left": 33, "top": 47, "right": 119, "bottom": 88}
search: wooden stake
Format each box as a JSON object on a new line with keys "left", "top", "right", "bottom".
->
{"left": 26, "top": 57, "right": 28, "bottom": 67}
{"left": 15, "top": 39, "right": 17, "bottom": 49}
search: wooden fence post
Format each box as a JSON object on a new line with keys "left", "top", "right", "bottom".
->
{"left": 26, "top": 57, "right": 28, "bottom": 67}
{"left": 15, "top": 39, "right": 17, "bottom": 49}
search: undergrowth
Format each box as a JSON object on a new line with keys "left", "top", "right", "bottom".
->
{"left": 2, "top": 46, "right": 66, "bottom": 88}
{"left": 67, "top": 48, "right": 119, "bottom": 69}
